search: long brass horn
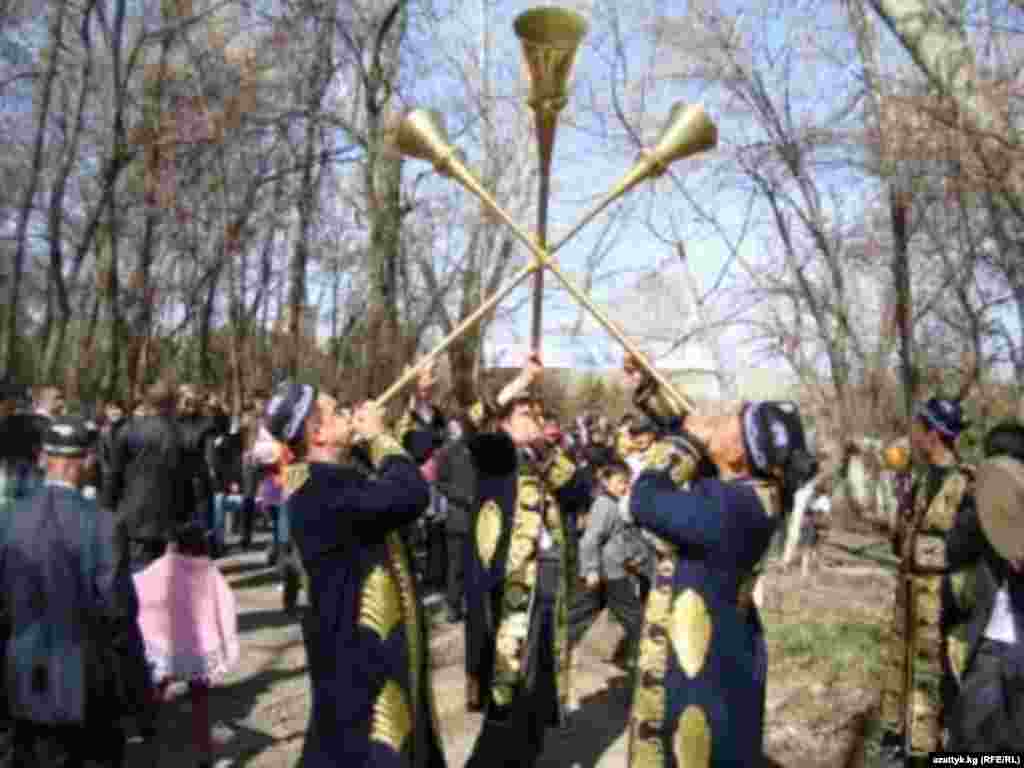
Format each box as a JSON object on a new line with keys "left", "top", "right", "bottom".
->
{"left": 387, "top": 109, "right": 543, "bottom": 261}
{"left": 551, "top": 103, "right": 717, "bottom": 254}
{"left": 514, "top": 6, "right": 588, "bottom": 355}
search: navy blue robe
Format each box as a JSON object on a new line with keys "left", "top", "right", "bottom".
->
{"left": 288, "top": 446, "right": 445, "bottom": 768}
{"left": 627, "top": 467, "right": 779, "bottom": 767}
{"left": 463, "top": 433, "right": 589, "bottom": 766}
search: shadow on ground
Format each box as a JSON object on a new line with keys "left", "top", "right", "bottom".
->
{"left": 537, "top": 674, "right": 632, "bottom": 768}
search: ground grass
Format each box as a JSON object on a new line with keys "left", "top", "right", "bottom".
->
{"left": 767, "top": 618, "right": 885, "bottom": 680}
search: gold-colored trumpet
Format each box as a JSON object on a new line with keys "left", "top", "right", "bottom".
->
{"left": 386, "top": 109, "right": 547, "bottom": 269}
{"left": 379, "top": 7, "right": 717, "bottom": 416}
{"left": 514, "top": 7, "right": 588, "bottom": 354}
{"left": 551, "top": 102, "right": 718, "bottom": 254}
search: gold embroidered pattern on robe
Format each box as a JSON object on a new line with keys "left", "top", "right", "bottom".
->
{"left": 476, "top": 500, "right": 502, "bottom": 570}
{"left": 671, "top": 589, "right": 713, "bottom": 679}
{"left": 370, "top": 680, "right": 412, "bottom": 754}
{"left": 359, "top": 565, "right": 402, "bottom": 641}
{"left": 369, "top": 434, "right": 406, "bottom": 467}
{"left": 674, "top": 705, "right": 712, "bottom": 768}
{"left": 490, "top": 475, "right": 543, "bottom": 707}
{"left": 385, "top": 533, "right": 421, "bottom": 737}
{"left": 882, "top": 465, "right": 971, "bottom": 754}
{"left": 544, "top": 450, "right": 575, "bottom": 490}
{"left": 629, "top": 542, "right": 676, "bottom": 767}
{"left": 284, "top": 462, "right": 310, "bottom": 496}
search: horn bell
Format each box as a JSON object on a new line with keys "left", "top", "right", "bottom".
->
{"left": 514, "top": 7, "right": 588, "bottom": 113}
{"left": 647, "top": 103, "right": 718, "bottom": 177}
{"left": 387, "top": 109, "right": 460, "bottom": 176}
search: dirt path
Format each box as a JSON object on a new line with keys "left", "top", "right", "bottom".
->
{"left": 125, "top": 530, "right": 895, "bottom": 767}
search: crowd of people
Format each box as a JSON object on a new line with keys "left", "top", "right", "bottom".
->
{"left": 0, "top": 357, "right": 1021, "bottom": 767}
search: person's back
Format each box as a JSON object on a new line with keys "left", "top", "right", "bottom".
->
{"left": 1, "top": 484, "right": 113, "bottom": 724}
{"left": 103, "top": 412, "right": 191, "bottom": 542}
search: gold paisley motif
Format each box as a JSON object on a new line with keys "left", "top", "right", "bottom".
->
{"left": 673, "top": 705, "right": 712, "bottom": 768}
{"left": 476, "top": 500, "right": 502, "bottom": 569}
{"left": 370, "top": 680, "right": 412, "bottom": 754}
{"left": 546, "top": 452, "right": 575, "bottom": 489}
{"left": 671, "top": 589, "right": 713, "bottom": 679}
{"left": 359, "top": 566, "right": 402, "bottom": 641}
{"left": 630, "top": 734, "right": 665, "bottom": 766}
{"left": 669, "top": 454, "right": 698, "bottom": 488}
{"left": 283, "top": 462, "right": 310, "bottom": 496}
{"left": 507, "top": 534, "right": 535, "bottom": 576}
{"left": 385, "top": 534, "right": 419, "bottom": 730}
{"left": 632, "top": 684, "right": 666, "bottom": 729}
{"left": 519, "top": 480, "right": 542, "bottom": 509}
{"left": 645, "top": 587, "right": 672, "bottom": 625}
{"left": 638, "top": 634, "right": 669, "bottom": 678}
{"left": 646, "top": 442, "right": 673, "bottom": 472}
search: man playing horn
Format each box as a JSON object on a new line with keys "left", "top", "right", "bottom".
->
{"left": 463, "top": 355, "right": 589, "bottom": 767}
{"left": 267, "top": 382, "right": 445, "bottom": 768}
{"left": 621, "top": 355, "right": 818, "bottom": 767}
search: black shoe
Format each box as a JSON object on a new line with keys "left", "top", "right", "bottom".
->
{"left": 265, "top": 546, "right": 278, "bottom": 568}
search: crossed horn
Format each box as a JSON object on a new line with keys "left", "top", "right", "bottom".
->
{"left": 375, "top": 8, "right": 717, "bottom": 416}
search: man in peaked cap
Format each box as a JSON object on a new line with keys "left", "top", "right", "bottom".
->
{"left": 0, "top": 417, "right": 148, "bottom": 767}
{"left": 269, "top": 381, "right": 445, "bottom": 768}
{"left": 944, "top": 423, "right": 1024, "bottom": 752}
{"left": 880, "top": 396, "right": 974, "bottom": 763}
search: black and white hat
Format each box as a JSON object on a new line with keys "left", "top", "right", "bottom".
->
{"left": 264, "top": 381, "right": 318, "bottom": 445}
{"left": 42, "top": 417, "right": 93, "bottom": 457}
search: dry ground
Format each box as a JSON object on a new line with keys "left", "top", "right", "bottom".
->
{"left": 125, "top": 529, "right": 897, "bottom": 767}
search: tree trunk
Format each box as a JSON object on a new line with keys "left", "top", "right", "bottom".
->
{"left": 4, "top": 0, "right": 68, "bottom": 374}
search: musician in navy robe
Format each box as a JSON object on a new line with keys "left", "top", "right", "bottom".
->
{"left": 623, "top": 358, "right": 817, "bottom": 767}
{"left": 462, "top": 358, "right": 589, "bottom": 767}
{"left": 266, "top": 383, "right": 445, "bottom": 768}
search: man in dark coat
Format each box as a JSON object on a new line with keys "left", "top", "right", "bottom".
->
{"left": 271, "top": 381, "right": 445, "bottom": 768}
{"left": 0, "top": 417, "right": 148, "bottom": 767}
{"left": 944, "top": 422, "right": 1024, "bottom": 752}
{"left": 100, "top": 379, "right": 195, "bottom": 570}
{"left": 462, "top": 357, "right": 589, "bottom": 767}
{"left": 434, "top": 417, "right": 476, "bottom": 625}
{"left": 176, "top": 385, "right": 218, "bottom": 553}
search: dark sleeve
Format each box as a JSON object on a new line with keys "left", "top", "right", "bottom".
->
{"left": 630, "top": 473, "right": 777, "bottom": 568}
{"left": 99, "top": 424, "right": 128, "bottom": 510}
{"left": 631, "top": 472, "right": 729, "bottom": 556}
{"left": 945, "top": 496, "right": 987, "bottom": 571}
{"left": 435, "top": 445, "right": 475, "bottom": 510}
{"left": 299, "top": 458, "right": 430, "bottom": 552}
